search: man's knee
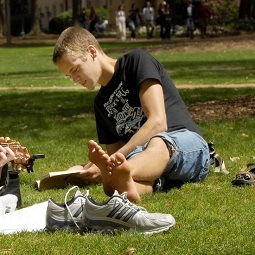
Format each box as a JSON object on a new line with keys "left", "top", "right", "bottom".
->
{"left": 147, "top": 137, "right": 171, "bottom": 157}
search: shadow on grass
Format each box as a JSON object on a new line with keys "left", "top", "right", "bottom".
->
{"left": 0, "top": 87, "right": 254, "bottom": 138}
{"left": 0, "top": 90, "right": 96, "bottom": 135}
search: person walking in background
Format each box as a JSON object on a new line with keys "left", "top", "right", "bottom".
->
{"left": 130, "top": 3, "right": 141, "bottom": 28}
{"left": 195, "top": 0, "right": 212, "bottom": 38}
{"left": 116, "top": 5, "right": 126, "bottom": 41}
{"left": 157, "top": 1, "right": 167, "bottom": 40}
{"left": 78, "top": 8, "right": 88, "bottom": 29}
{"left": 164, "top": 3, "right": 172, "bottom": 40}
{"left": 127, "top": 3, "right": 140, "bottom": 41}
{"left": 142, "top": 1, "right": 155, "bottom": 39}
{"left": 186, "top": 0, "right": 195, "bottom": 39}
{"left": 89, "top": 6, "right": 97, "bottom": 33}
{"left": 157, "top": 1, "right": 172, "bottom": 40}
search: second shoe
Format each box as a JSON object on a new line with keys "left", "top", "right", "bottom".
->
{"left": 45, "top": 186, "right": 88, "bottom": 232}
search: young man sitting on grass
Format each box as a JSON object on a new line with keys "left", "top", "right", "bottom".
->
{"left": 53, "top": 26, "right": 210, "bottom": 203}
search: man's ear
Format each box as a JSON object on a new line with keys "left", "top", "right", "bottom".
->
{"left": 86, "top": 45, "right": 97, "bottom": 59}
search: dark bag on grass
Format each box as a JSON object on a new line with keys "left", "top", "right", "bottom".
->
{"left": 1, "top": 166, "right": 22, "bottom": 207}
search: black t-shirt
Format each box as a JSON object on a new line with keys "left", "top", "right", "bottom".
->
{"left": 94, "top": 49, "right": 202, "bottom": 144}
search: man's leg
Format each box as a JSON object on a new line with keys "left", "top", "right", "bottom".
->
{"left": 146, "top": 21, "right": 150, "bottom": 38}
{"left": 150, "top": 22, "right": 154, "bottom": 37}
{"left": 88, "top": 137, "right": 170, "bottom": 202}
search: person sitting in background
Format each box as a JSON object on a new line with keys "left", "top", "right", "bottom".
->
{"left": 95, "top": 16, "right": 108, "bottom": 34}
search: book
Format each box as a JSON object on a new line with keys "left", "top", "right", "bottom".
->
{"left": 32, "top": 169, "right": 86, "bottom": 190}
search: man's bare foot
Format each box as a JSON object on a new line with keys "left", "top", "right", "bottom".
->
{"left": 87, "top": 140, "right": 113, "bottom": 195}
{"left": 88, "top": 140, "right": 109, "bottom": 169}
{"left": 108, "top": 153, "right": 141, "bottom": 203}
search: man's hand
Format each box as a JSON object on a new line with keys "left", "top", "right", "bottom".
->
{"left": 0, "top": 145, "right": 15, "bottom": 168}
{"left": 67, "top": 162, "right": 102, "bottom": 184}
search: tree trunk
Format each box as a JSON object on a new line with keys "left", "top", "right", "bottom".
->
{"left": 239, "top": 0, "right": 255, "bottom": 19}
{"left": 28, "top": 0, "right": 42, "bottom": 35}
{"left": 72, "top": 0, "right": 81, "bottom": 26}
{"left": 0, "top": 0, "right": 6, "bottom": 37}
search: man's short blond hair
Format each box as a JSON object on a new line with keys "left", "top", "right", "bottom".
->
{"left": 52, "top": 26, "right": 103, "bottom": 64}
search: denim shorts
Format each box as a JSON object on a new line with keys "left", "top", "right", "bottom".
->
{"left": 126, "top": 129, "right": 210, "bottom": 183}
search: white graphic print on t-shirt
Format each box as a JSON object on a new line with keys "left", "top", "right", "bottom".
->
{"left": 104, "top": 82, "right": 145, "bottom": 136}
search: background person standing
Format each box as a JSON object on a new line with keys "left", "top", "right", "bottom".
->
{"left": 89, "top": 6, "right": 97, "bottom": 33}
{"left": 196, "top": 0, "right": 212, "bottom": 38}
{"left": 127, "top": 3, "right": 141, "bottom": 41}
{"left": 164, "top": 3, "right": 172, "bottom": 40}
{"left": 157, "top": 1, "right": 167, "bottom": 40}
{"left": 142, "top": 1, "right": 155, "bottom": 39}
{"left": 79, "top": 8, "right": 88, "bottom": 29}
{"left": 186, "top": 0, "right": 195, "bottom": 39}
{"left": 116, "top": 5, "right": 126, "bottom": 41}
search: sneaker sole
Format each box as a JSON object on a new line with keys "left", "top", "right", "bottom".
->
{"left": 83, "top": 215, "right": 176, "bottom": 235}
{"left": 45, "top": 215, "right": 82, "bottom": 232}
{"left": 232, "top": 179, "right": 255, "bottom": 186}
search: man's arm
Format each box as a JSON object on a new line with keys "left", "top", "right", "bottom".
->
{"left": 106, "top": 141, "right": 125, "bottom": 156}
{"left": 62, "top": 79, "right": 167, "bottom": 183}
{"left": 115, "top": 78, "right": 167, "bottom": 157}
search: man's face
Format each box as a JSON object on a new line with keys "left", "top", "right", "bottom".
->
{"left": 56, "top": 48, "right": 100, "bottom": 90}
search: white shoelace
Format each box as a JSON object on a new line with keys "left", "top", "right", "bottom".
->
{"left": 64, "top": 186, "right": 88, "bottom": 230}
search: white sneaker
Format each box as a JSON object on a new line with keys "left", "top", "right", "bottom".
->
{"left": 45, "top": 186, "right": 88, "bottom": 231}
{"left": 82, "top": 190, "right": 176, "bottom": 234}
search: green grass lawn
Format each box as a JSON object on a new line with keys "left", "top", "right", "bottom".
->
{"left": 0, "top": 41, "right": 255, "bottom": 254}
{"left": 0, "top": 43, "right": 254, "bottom": 88}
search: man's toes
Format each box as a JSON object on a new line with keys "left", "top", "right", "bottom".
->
{"left": 88, "top": 140, "right": 96, "bottom": 150}
{"left": 115, "top": 153, "right": 126, "bottom": 163}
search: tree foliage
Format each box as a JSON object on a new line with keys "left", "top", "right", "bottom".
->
{"left": 208, "top": 0, "right": 239, "bottom": 25}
